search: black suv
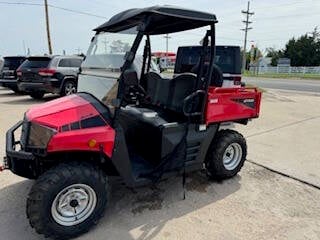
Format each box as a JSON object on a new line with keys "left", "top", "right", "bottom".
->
{"left": 0, "top": 56, "right": 26, "bottom": 92}
{"left": 17, "top": 55, "right": 83, "bottom": 99}
{"left": 174, "top": 46, "right": 242, "bottom": 87}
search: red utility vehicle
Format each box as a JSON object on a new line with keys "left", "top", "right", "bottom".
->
{"left": 2, "top": 6, "right": 261, "bottom": 239}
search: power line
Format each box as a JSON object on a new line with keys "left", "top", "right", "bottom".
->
{"left": 217, "top": 0, "right": 315, "bottom": 19}
{"left": 0, "top": 1, "right": 107, "bottom": 19}
{"left": 253, "top": 0, "right": 316, "bottom": 11}
{"left": 0, "top": 1, "right": 42, "bottom": 6}
{"left": 49, "top": 4, "right": 107, "bottom": 19}
{"left": 241, "top": 1, "right": 254, "bottom": 72}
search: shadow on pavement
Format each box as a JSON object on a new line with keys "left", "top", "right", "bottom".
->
{"left": 0, "top": 179, "right": 44, "bottom": 240}
{"left": 0, "top": 91, "right": 21, "bottom": 97}
{"left": 0, "top": 172, "right": 241, "bottom": 240}
{"left": 80, "top": 171, "right": 241, "bottom": 240}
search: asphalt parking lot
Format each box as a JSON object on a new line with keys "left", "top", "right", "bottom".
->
{"left": 0, "top": 87, "right": 320, "bottom": 240}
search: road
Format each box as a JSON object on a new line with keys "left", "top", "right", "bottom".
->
{"left": 244, "top": 77, "right": 320, "bottom": 93}
{"left": 0, "top": 88, "right": 319, "bottom": 240}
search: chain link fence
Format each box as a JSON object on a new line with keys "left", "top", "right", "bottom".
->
{"left": 249, "top": 66, "right": 320, "bottom": 75}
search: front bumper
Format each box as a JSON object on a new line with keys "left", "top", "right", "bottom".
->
{"left": 4, "top": 121, "right": 36, "bottom": 178}
{"left": 18, "top": 80, "right": 60, "bottom": 94}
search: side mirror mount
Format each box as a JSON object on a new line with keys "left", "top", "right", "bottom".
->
{"left": 123, "top": 69, "right": 138, "bottom": 86}
{"left": 111, "top": 98, "right": 121, "bottom": 108}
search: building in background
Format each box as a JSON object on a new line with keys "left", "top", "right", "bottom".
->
{"left": 152, "top": 51, "right": 176, "bottom": 70}
{"left": 277, "top": 58, "right": 291, "bottom": 67}
{"left": 257, "top": 57, "right": 272, "bottom": 68}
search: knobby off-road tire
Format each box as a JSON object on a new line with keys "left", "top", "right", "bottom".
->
{"left": 26, "top": 162, "right": 108, "bottom": 239}
{"left": 206, "top": 130, "right": 247, "bottom": 180}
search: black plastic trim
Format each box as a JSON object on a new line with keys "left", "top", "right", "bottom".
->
{"left": 5, "top": 121, "right": 34, "bottom": 160}
{"left": 77, "top": 92, "right": 113, "bottom": 126}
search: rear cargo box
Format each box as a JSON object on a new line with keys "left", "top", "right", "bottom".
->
{"left": 206, "top": 87, "right": 262, "bottom": 124}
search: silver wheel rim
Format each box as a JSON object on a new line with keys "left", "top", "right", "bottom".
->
{"left": 51, "top": 184, "right": 97, "bottom": 226}
{"left": 223, "top": 143, "right": 243, "bottom": 170}
{"left": 64, "top": 82, "right": 76, "bottom": 95}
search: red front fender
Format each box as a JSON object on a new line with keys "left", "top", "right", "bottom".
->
{"left": 47, "top": 126, "right": 115, "bottom": 158}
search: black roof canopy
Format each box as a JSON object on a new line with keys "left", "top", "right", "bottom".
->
{"left": 94, "top": 5, "right": 217, "bottom": 35}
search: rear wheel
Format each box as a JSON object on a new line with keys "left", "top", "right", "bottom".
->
{"left": 206, "top": 130, "right": 247, "bottom": 180}
{"left": 61, "top": 80, "right": 77, "bottom": 96}
{"left": 26, "top": 162, "right": 108, "bottom": 239}
{"left": 30, "top": 92, "right": 44, "bottom": 99}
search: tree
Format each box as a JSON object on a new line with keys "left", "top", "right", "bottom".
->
{"left": 265, "top": 27, "right": 320, "bottom": 67}
{"left": 266, "top": 47, "right": 283, "bottom": 66}
{"left": 110, "top": 40, "right": 130, "bottom": 53}
{"left": 283, "top": 35, "right": 318, "bottom": 66}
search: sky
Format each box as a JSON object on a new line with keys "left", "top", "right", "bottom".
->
{"left": 0, "top": 0, "right": 319, "bottom": 57}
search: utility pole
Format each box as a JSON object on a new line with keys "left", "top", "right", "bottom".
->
{"left": 241, "top": 1, "right": 254, "bottom": 72}
{"left": 44, "top": 0, "right": 53, "bottom": 54}
{"left": 164, "top": 34, "right": 171, "bottom": 57}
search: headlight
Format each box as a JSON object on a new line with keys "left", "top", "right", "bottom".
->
{"left": 28, "top": 123, "right": 57, "bottom": 148}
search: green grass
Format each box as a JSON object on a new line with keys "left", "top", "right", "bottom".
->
{"left": 244, "top": 71, "right": 320, "bottom": 80}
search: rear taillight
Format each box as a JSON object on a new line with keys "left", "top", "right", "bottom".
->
{"left": 16, "top": 67, "right": 22, "bottom": 76}
{"left": 233, "top": 76, "right": 242, "bottom": 86}
{"left": 38, "top": 68, "right": 56, "bottom": 77}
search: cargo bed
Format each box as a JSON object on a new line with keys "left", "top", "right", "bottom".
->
{"left": 206, "top": 87, "right": 262, "bottom": 124}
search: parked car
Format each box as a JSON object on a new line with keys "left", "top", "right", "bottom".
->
{"left": 17, "top": 55, "right": 83, "bottom": 99}
{"left": 174, "top": 45, "right": 242, "bottom": 87}
{"left": 0, "top": 56, "right": 26, "bottom": 92}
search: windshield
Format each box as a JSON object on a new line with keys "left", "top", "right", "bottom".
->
{"left": 82, "top": 27, "right": 137, "bottom": 71}
{"left": 174, "top": 46, "right": 241, "bottom": 74}
{"left": 78, "top": 28, "right": 161, "bottom": 107}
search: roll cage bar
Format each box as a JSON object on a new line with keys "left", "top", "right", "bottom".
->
{"left": 94, "top": 6, "right": 217, "bottom": 124}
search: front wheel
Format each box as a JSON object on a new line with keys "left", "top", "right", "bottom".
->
{"left": 26, "top": 162, "right": 108, "bottom": 239}
{"left": 206, "top": 130, "right": 247, "bottom": 180}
